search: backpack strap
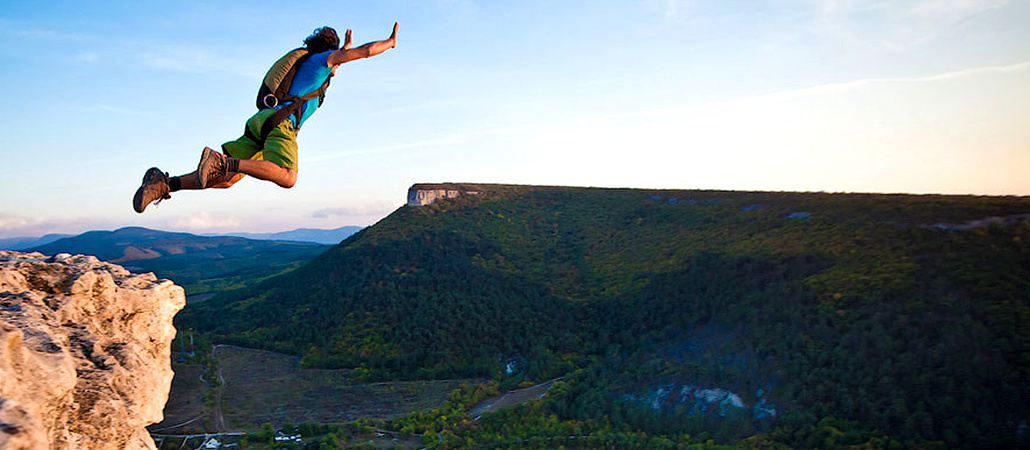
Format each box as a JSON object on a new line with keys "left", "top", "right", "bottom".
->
{"left": 258, "top": 49, "right": 310, "bottom": 110}
{"left": 254, "top": 76, "right": 332, "bottom": 146}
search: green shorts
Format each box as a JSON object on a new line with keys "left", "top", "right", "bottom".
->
{"left": 221, "top": 108, "right": 299, "bottom": 171}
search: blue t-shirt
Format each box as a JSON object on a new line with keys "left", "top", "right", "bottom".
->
{"left": 284, "top": 50, "right": 334, "bottom": 129}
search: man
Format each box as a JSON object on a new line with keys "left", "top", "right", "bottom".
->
{"left": 133, "top": 23, "right": 398, "bottom": 213}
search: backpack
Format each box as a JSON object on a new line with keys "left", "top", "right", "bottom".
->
{"left": 249, "top": 48, "right": 333, "bottom": 144}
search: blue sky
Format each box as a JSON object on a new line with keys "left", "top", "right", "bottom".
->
{"left": 1, "top": 0, "right": 1028, "bottom": 238}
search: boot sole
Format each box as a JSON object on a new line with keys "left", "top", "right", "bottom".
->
{"left": 197, "top": 147, "right": 220, "bottom": 189}
{"left": 132, "top": 168, "right": 165, "bottom": 213}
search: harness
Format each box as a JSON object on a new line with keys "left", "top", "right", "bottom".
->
{"left": 251, "top": 49, "right": 333, "bottom": 146}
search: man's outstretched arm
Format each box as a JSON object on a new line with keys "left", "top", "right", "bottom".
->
{"left": 328, "top": 22, "right": 397, "bottom": 66}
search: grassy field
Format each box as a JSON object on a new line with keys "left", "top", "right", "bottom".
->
{"left": 155, "top": 345, "right": 478, "bottom": 433}
{"left": 150, "top": 364, "right": 207, "bottom": 433}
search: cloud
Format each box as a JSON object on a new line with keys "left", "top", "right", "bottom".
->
{"left": 810, "top": 0, "right": 1014, "bottom": 50}
{"left": 76, "top": 52, "right": 99, "bottom": 63}
{"left": 134, "top": 42, "right": 266, "bottom": 80}
{"left": 663, "top": 0, "right": 684, "bottom": 17}
{"left": 641, "top": 0, "right": 697, "bottom": 19}
{"left": 0, "top": 214, "right": 34, "bottom": 232}
{"left": 163, "top": 212, "right": 244, "bottom": 233}
{"left": 583, "top": 59, "right": 1030, "bottom": 123}
{"left": 757, "top": 59, "right": 1030, "bottom": 99}
{"left": 311, "top": 203, "right": 397, "bottom": 219}
{"left": 306, "top": 121, "right": 544, "bottom": 162}
{"left": 309, "top": 59, "right": 1030, "bottom": 163}
{"left": 0, "top": 21, "right": 92, "bottom": 42}
{"left": 72, "top": 104, "right": 156, "bottom": 116}
{"left": 140, "top": 46, "right": 217, "bottom": 74}
{"left": 0, "top": 214, "right": 116, "bottom": 239}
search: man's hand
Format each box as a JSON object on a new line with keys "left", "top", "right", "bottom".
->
{"left": 328, "top": 22, "right": 399, "bottom": 66}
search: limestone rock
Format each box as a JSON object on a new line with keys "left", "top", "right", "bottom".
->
{"left": 0, "top": 251, "right": 185, "bottom": 450}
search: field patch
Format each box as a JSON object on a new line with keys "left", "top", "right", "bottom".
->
{"left": 213, "top": 345, "right": 475, "bottom": 430}
{"left": 149, "top": 364, "right": 207, "bottom": 433}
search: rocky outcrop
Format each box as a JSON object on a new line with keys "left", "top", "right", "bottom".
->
{"left": 407, "top": 183, "right": 481, "bottom": 206}
{"left": 0, "top": 251, "right": 184, "bottom": 450}
{"left": 406, "top": 183, "right": 542, "bottom": 207}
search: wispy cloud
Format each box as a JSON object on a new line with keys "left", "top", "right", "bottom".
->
{"left": 305, "top": 118, "right": 550, "bottom": 162}
{"left": 311, "top": 202, "right": 397, "bottom": 219}
{"left": 537, "top": 59, "right": 1030, "bottom": 126}
{"left": 0, "top": 214, "right": 115, "bottom": 239}
{"left": 0, "top": 21, "right": 92, "bottom": 42}
{"left": 662, "top": 0, "right": 686, "bottom": 17}
{"left": 134, "top": 42, "right": 266, "bottom": 79}
{"left": 0, "top": 19, "right": 257, "bottom": 78}
{"left": 0, "top": 214, "right": 35, "bottom": 232}
{"left": 140, "top": 46, "right": 216, "bottom": 74}
{"left": 72, "top": 104, "right": 157, "bottom": 116}
{"left": 309, "top": 60, "right": 1030, "bottom": 161}
{"left": 641, "top": 0, "right": 697, "bottom": 20}
{"left": 163, "top": 212, "right": 244, "bottom": 233}
{"left": 76, "top": 52, "right": 100, "bottom": 63}
{"left": 810, "top": 0, "right": 1014, "bottom": 50}
{"left": 746, "top": 59, "right": 1030, "bottom": 101}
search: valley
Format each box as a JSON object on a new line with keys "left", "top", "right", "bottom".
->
{"left": 168, "top": 184, "right": 1030, "bottom": 447}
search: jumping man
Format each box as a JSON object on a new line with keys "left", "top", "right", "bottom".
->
{"left": 133, "top": 23, "right": 398, "bottom": 213}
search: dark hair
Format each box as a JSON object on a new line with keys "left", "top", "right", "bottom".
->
{"left": 304, "top": 27, "right": 340, "bottom": 53}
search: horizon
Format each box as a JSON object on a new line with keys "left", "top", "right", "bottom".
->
{"left": 0, "top": 223, "right": 363, "bottom": 241}
{"left": 6, "top": 183, "right": 1029, "bottom": 240}
{"left": 2, "top": 0, "right": 1029, "bottom": 239}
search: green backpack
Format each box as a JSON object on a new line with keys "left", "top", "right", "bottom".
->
{"left": 250, "top": 48, "right": 332, "bottom": 144}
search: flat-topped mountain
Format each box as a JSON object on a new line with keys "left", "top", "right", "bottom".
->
{"left": 182, "top": 184, "right": 1030, "bottom": 447}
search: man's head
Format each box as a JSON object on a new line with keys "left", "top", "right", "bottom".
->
{"left": 304, "top": 27, "right": 340, "bottom": 53}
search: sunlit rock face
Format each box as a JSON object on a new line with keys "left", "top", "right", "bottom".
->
{"left": 0, "top": 251, "right": 184, "bottom": 450}
{"left": 406, "top": 183, "right": 484, "bottom": 206}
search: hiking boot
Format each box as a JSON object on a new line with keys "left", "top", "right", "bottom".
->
{"left": 197, "top": 146, "right": 228, "bottom": 189}
{"left": 132, "top": 167, "right": 171, "bottom": 213}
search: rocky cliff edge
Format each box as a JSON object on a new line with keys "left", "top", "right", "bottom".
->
{"left": 0, "top": 251, "right": 184, "bottom": 449}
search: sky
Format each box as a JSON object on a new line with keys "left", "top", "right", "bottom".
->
{"left": 1, "top": 0, "right": 1029, "bottom": 238}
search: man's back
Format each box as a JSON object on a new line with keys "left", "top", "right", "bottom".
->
{"left": 286, "top": 50, "right": 335, "bottom": 129}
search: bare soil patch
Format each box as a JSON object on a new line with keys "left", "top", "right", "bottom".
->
{"left": 470, "top": 378, "right": 560, "bottom": 418}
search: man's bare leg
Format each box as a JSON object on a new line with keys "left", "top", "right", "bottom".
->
{"left": 237, "top": 159, "right": 297, "bottom": 188}
{"left": 175, "top": 159, "right": 295, "bottom": 190}
{"left": 197, "top": 147, "right": 297, "bottom": 189}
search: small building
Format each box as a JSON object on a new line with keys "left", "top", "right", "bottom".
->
{"left": 274, "top": 429, "right": 303, "bottom": 443}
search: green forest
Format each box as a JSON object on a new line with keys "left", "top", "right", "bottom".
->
{"left": 179, "top": 185, "right": 1030, "bottom": 448}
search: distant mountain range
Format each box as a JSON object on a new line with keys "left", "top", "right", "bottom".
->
{"left": 0, "top": 226, "right": 361, "bottom": 251}
{"left": 26, "top": 227, "right": 332, "bottom": 295}
{"left": 0, "top": 233, "right": 72, "bottom": 251}
{"left": 205, "top": 225, "right": 362, "bottom": 245}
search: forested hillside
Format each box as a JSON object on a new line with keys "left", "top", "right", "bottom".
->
{"left": 181, "top": 185, "right": 1030, "bottom": 448}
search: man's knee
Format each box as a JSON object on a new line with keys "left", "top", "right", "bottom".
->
{"left": 277, "top": 169, "right": 297, "bottom": 189}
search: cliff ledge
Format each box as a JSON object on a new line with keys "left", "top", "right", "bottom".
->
{"left": 0, "top": 251, "right": 184, "bottom": 450}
